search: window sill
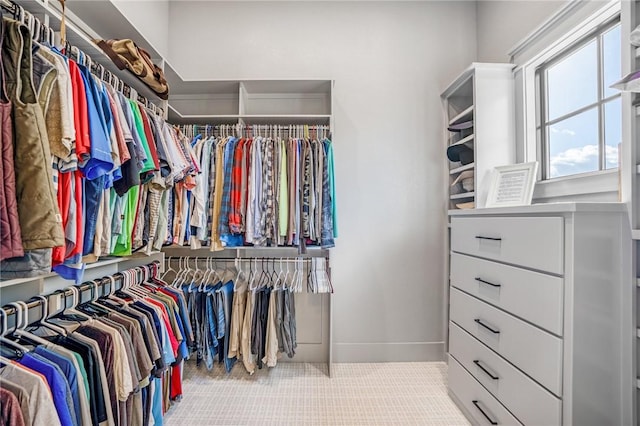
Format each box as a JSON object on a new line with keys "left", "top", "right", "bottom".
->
{"left": 533, "top": 169, "right": 619, "bottom": 202}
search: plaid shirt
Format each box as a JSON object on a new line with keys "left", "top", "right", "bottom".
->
{"left": 302, "top": 140, "right": 312, "bottom": 238}
{"left": 264, "top": 138, "right": 275, "bottom": 242}
{"left": 218, "top": 137, "right": 237, "bottom": 238}
{"left": 229, "top": 139, "right": 245, "bottom": 234}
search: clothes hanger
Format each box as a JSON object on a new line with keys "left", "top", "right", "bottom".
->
{"left": 125, "top": 269, "right": 151, "bottom": 298}
{"left": 0, "top": 304, "right": 31, "bottom": 353}
{"left": 248, "top": 258, "right": 258, "bottom": 291}
{"left": 187, "top": 258, "right": 200, "bottom": 293}
{"left": 0, "top": 307, "right": 25, "bottom": 360}
{"left": 233, "top": 258, "right": 244, "bottom": 292}
{"left": 258, "top": 258, "right": 271, "bottom": 289}
{"left": 174, "top": 258, "right": 186, "bottom": 288}
{"left": 98, "top": 276, "right": 125, "bottom": 307}
{"left": 172, "top": 257, "right": 185, "bottom": 288}
{"left": 0, "top": 307, "right": 16, "bottom": 364}
{"left": 11, "top": 301, "right": 57, "bottom": 347}
{"left": 58, "top": 286, "right": 93, "bottom": 321}
{"left": 81, "top": 280, "right": 112, "bottom": 316}
{"left": 27, "top": 295, "right": 68, "bottom": 336}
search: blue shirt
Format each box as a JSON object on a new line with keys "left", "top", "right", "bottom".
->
{"left": 35, "top": 347, "right": 82, "bottom": 426}
{"left": 19, "top": 352, "right": 77, "bottom": 426}
{"left": 77, "top": 64, "right": 113, "bottom": 181}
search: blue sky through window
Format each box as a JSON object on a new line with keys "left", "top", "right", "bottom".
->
{"left": 547, "top": 40, "right": 597, "bottom": 121}
{"left": 543, "top": 23, "right": 621, "bottom": 178}
{"left": 548, "top": 108, "right": 598, "bottom": 178}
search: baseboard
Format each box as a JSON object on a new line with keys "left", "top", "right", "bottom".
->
{"left": 280, "top": 343, "right": 328, "bottom": 363}
{"left": 332, "top": 342, "right": 445, "bottom": 363}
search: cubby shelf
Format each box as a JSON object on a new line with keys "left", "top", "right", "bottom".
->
{"left": 450, "top": 191, "right": 475, "bottom": 200}
{"left": 450, "top": 163, "right": 475, "bottom": 175}
{"left": 442, "top": 63, "right": 515, "bottom": 210}
{"left": 448, "top": 105, "right": 474, "bottom": 126}
{"left": 449, "top": 134, "right": 475, "bottom": 148}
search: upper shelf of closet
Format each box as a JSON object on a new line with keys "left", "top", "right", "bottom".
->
{"left": 10, "top": 0, "right": 165, "bottom": 106}
{"left": 23, "top": 0, "right": 335, "bottom": 125}
{"left": 166, "top": 77, "right": 333, "bottom": 125}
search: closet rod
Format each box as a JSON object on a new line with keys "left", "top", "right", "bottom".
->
{"left": 167, "top": 257, "right": 314, "bottom": 262}
{"left": 1, "top": 261, "right": 160, "bottom": 321}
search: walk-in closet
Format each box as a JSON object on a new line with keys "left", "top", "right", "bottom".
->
{"left": 0, "top": 0, "right": 638, "bottom": 425}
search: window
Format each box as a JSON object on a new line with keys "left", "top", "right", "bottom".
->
{"left": 536, "top": 18, "right": 621, "bottom": 180}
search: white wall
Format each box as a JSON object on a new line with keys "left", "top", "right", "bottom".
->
{"left": 476, "top": 0, "right": 567, "bottom": 62}
{"left": 165, "top": 1, "right": 477, "bottom": 362}
{"left": 111, "top": 0, "right": 170, "bottom": 59}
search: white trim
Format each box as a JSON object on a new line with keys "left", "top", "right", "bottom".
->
{"left": 532, "top": 169, "right": 619, "bottom": 200}
{"left": 518, "top": 1, "right": 621, "bottom": 199}
{"left": 508, "top": 0, "right": 587, "bottom": 60}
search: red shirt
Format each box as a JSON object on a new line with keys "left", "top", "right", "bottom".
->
{"left": 68, "top": 61, "right": 90, "bottom": 164}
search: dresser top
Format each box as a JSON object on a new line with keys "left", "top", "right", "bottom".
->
{"left": 449, "top": 202, "right": 628, "bottom": 216}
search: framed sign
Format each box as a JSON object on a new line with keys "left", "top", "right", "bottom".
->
{"left": 485, "top": 162, "right": 538, "bottom": 208}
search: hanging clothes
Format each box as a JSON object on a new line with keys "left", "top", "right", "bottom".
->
{"left": 0, "top": 14, "right": 194, "bottom": 281}
{"left": 167, "top": 258, "right": 310, "bottom": 375}
{"left": 170, "top": 127, "right": 337, "bottom": 250}
{"left": 1, "top": 18, "right": 63, "bottom": 251}
{"left": 0, "top": 263, "right": 190, "bottom": 426}
{"left": 0, "top": 17, "right": 23, "bottom": 261}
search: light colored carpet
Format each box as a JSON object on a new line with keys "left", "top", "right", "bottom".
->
{"left": 164, "top": 361, "right": 470, "bottom": 425}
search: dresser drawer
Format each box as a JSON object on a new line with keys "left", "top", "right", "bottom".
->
{"left": 450, "top": 216, "right": 564, "bottom": 274}
{"left": 450, "top": 288, "right": 563, "bottom": 396}
{"left": 450, "top": 252, "right": 563, "bottom": 336}
{"left": 448, "top": 355, "right": 523, "bottom": 426}
{"left": 449, "top": 322, "right": 562, "bottom": 425}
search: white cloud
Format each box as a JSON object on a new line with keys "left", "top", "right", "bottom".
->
{"left": 550, "top": 145, "right": 598, "bottom": 177}
{"left": 549, "top": 144, "right": 619, "bottom": 177}
{"left": 606, "top": 144, "right": 619, "bottom": 166}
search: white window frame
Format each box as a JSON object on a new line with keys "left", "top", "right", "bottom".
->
{"left": 519, "top": 1, "right": 621, "bottom": 202}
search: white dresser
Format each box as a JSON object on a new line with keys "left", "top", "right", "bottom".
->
{"left": 447, "top": 203, "right": 631, "bottom": 426}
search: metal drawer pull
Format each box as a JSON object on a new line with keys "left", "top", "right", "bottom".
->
{"left": 472, "top": 400, "right": 498, "bottom": 425}
{"left": 474, "top": 318, "right": 500, "bottom": 334}
{"left": 475, "top": 277, "right": 501, "bottom": 288}
{"left": 475, "top": 235, "right": 502, "bottom": 241}
{"left": 473, "top": 360, "right": 499, "bottom": 380}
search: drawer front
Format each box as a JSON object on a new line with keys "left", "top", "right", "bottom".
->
{"left": 448, "top": 356, "right": 523, "bottom": 426}
{"left": 450, "top": 216, "right": 564, "bottom": 275}
{"left": 450, "top": 288, "right": 563, "bottom": 396}
{"left": 449, "top": 322, "right": 562, "bottom": 426}
{"left": 450, "top": 252, "right": 563, "bottom": 336}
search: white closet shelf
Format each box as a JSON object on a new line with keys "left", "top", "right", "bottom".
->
{"left": 450, "top": 191, "right": 475, "bottom": 200}
{"left": 240, "top": 115, "right": 332, "bottom": 125}
{"left": 450, "top": 163, "right": 475, "bottom": 175}
{"left": 168, "top": 110, "right": 332, "bottom": 126}
{"left": 449, "top": 134, "right": 474, "bottom": 148}
{"left": 448, "top": 106, "right": 474, "bottom": 126}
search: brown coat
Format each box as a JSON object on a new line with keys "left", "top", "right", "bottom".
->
{"left": 2, "top": 19, "right": 63, "bottom": 250}
{"left": 0, "top": 18, "right": 23, "bottom": 260}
